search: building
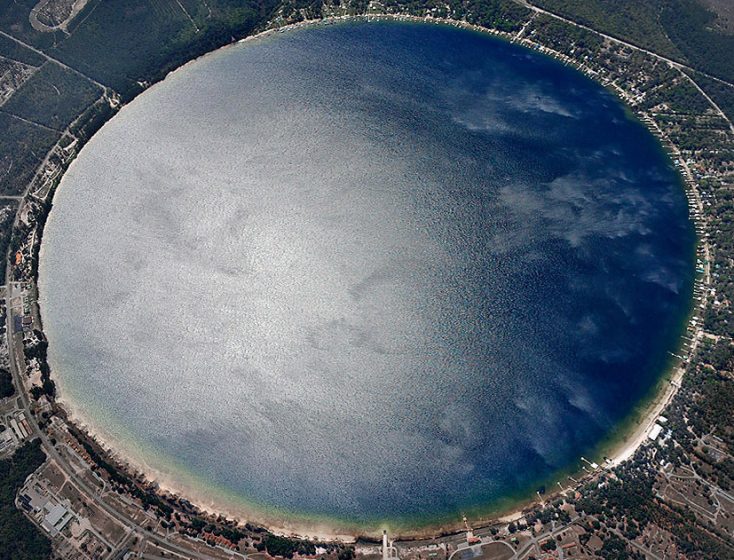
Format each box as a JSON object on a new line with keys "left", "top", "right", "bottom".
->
{"left": 40, "top": 502, "right": 74, "bottom": 537}
{"left": 648, "top": 424, "right": 664, "bottom": 441}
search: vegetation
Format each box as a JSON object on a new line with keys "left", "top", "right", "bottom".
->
{"left": 465, "top": 0, "right": 530, "bottom": 31}
{"left": 0, "top": 201, "right": 17, "bottom": 279}
{"left": 24, "top": 331, "right": 55, "bottom": 399}
{"left": 0, "top": 368, "right": 13, "bottom": 399}
{"left": 0, "top": 440, "right": 51, "bottom": 560}
{"left": 529, "top": 0, "right": 685, "bottom": 60}
{"left": 684, "top": 340, "right": 734, "bottom": 449}
{"left": 377, "top": 0, "right": 529, "bottom": 32}
{"left": 600, "top": 534, "right": 635, "bottom": 560}
{"left": 0, "top": 0, "right": 287, "bottom": 205}
{"left": 0, "top": 0, "right": 61, "bottom": 49}
{"left": 661, "top": 0, "right": 734, "bottom": 82}
{"left": 691, "top": 71, "right": 734, "bottom": 123}
{"left": 257, "top": 534, "right": 317, "bottom": 558}
{"left": 2, "top": 63, "right": 101, "bottom": 130}
{"left": 574, "top": 453, "right": 733, "bottom": 558}
{"left": 49, "top": 0, "right": 280, "bottom": 100}
{"left": 639, "top": 77, "right": 712, "bottom": 114}
{"left": 0, "top": 1, "right": 731, "bottom": 558}
{"left": 0, "top": 113, "right": 59, "bottom": 195}
{"left": 0, "top": 34, "right": 45, "bottom": 67}
{"left": 531, "top": 0, "right": 734, "bottom": 82}
{"left": 528, "top": 13, "right": 603, "bottom": 54}
{"left": 67, "top": 425, "right": 174, "bottom": 518}
{"left": 704, "top": 189, "right": 734, "bottom": 338}
{"left": 69, "top": 97, "right": 117, "bottom": 143}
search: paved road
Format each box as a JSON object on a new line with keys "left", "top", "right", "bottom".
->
{"left": 515, "top": 0, "right": 733, "bottom": 86}
{"left": 4, "top": 281, "right": 223, "bottom": 559}
{"left": 514, "top": 0, "right": 734, "bottom": 133}
{"left": 0, "top": 24, "right": 220, "bottom": 559}
{"left": 1, "top": 6, "right": 728, "bottom": 560}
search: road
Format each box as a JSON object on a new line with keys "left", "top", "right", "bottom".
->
{"left": 1, "top": 132, "right": 219, "bottom": 560}
{"left": 0, "top": 106, "right": 63, "bottom": 133}
{"left": 445, "top": 517, "right": 580, "bottom": 560}
{"left": 0, "top": 4, "right": 728, "bottom": 559}
{"left": 514, "top": 0, "right": 733, "bottom": 86}
{"left": 28, "top": 0, "right": 64, "bottom": 34}
{"left": 4, "top": 284, "right": 223, "bottom": 560}
{"left": 514, "top": 0, "right": 734, "bottom": 133}
{"left": 0, "top": 29, "right": 109, "bottom": 93}
{"left": 0, "top": 20, "right": 235, "bottom": 560}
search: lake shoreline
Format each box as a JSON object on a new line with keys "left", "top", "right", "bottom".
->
{"left": 37, "top": 14, "right": 698, "bottom": 542}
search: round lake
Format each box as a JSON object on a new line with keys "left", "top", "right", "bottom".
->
{"left": 39, "top": 21, "right": 695, "bottom": 531}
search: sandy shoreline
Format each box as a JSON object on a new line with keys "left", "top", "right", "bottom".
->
{"left": 37, "top": 13, "right": 697, "bottom": 542}
{"left": 607, "top": 367, "right": 683, "bottom": 467}
{"left": 52, "top": 354, "right": 686, "bottom": 541}
{"left": 51, "top": 390, "right": 363, "bottom": 541}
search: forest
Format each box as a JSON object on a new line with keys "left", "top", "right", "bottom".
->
{"left": 531, "top": 0, "right": 734, "bottom": 81}
{"left": 0, "top": 441, "right": 50, "bottom": 560}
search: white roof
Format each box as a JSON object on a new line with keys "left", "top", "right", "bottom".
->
{"left": 44, "top": 503, "right": 68, "bottom": 527}
{"left": 648, "top": 424, "right": 663, "bottom": 441}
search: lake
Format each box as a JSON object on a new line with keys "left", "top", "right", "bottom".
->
{"left": 38, "top": 20, "right": 695, "bottom": 532}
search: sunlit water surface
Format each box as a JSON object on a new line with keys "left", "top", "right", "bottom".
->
{"left": 39, "top": 21, "right": 694, "bottom": 527}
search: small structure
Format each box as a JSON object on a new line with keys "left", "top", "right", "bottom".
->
{"left": 648, "top": 424, "right": 664, "bottom": 441}
{"left": 463, "top": 516, "right": 481, "bottom": 545}
{"left": 382, "top": 530, "right": 399, "bottom": 560}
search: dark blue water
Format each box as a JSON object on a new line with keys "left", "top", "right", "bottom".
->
{"left": 40, "top": 21, "right": 695, "bottom": 529}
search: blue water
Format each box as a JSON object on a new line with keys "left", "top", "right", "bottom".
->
{"left": 39, "top": 21, "right": 695, "bottom": 528}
